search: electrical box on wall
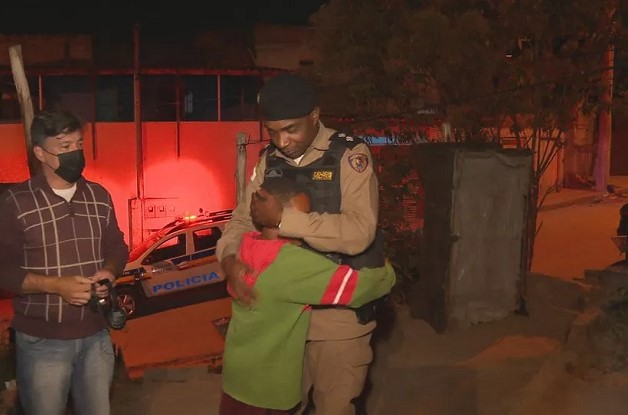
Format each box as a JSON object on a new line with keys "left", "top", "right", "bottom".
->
{"left": 143, "top": 198, "right": 179, "bottom": 231}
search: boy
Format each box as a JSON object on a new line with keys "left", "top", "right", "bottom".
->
{"left": 219, "top": 178, "right": 395, "bottom": 414}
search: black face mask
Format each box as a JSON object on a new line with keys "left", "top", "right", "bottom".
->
{"left": 56, "top": 150, "right": 85, "bottom": 183}
{"left": 42, "top": 148, "right": 85, "bottom": 183}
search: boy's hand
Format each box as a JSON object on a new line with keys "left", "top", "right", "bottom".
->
{"left": 221, "top": 255, "right": 256, "bottom": 306}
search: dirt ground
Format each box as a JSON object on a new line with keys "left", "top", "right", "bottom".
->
{"left": 532, "top": 197, "right": 627, "bottom": 280}
{"left": 497, "top": 194, "right": 628, "bottom": 415}
{"left": 512, "top": 289, "right": 628, "bottom": 415}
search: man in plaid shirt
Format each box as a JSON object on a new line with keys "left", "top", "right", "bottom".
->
{"left": 0, "top": 111, "right": 128, "bottom": 415}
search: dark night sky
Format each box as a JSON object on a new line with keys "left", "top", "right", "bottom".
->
{"left": 0, "top": 0, "right": 328, "bottom": 34}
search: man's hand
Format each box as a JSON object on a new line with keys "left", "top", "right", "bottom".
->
{"left": 51, "top": 276, "right": 93, "bottom": 306}
{"left": 221, "top": 254, "right": 256, "bottom": 306}
{"left": 251, "top": 188, "right": 283, "bottom": 229}
{"left": 90, "top": 269, "right": 116, "bottom": 298}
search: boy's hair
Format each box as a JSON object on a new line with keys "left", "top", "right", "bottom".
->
{"left": 30, "top": 111, "right": 83, "bottom": 147}
{"left": 260, "top": 177, "right": 310, "bottom": 206}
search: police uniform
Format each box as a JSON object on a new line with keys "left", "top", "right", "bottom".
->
{"left": 218, "top": 73, "right": 384, "bottom": 415}
{"left": 217, "top": 121, "right": 381, "bottom": 415}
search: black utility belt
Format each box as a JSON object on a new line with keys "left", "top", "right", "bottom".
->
{"left": 310, "top": 297, "right": 386, "bottom": 325}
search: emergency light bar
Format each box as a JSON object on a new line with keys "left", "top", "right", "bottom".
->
{"left": 174, "top": 209, "right": 232, "bottom": 224}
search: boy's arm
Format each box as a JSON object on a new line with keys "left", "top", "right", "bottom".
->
{"left": 270, "top": 244, "right": 395, "bottom": 307}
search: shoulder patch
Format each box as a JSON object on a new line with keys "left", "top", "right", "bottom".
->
{"left": 330, "top": 132, "right": 365, "bottom": 150}
{"left": 348, "top": 153, "right": 369, "bottom": 173}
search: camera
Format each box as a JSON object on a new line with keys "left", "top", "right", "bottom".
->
{"left": 89, "top": 279, "right": 127, "bottom": 330}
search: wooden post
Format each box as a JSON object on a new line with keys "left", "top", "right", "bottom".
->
{"left": 133, "top": 23, "right": 144, "bottom": 202}
{"left": 235, "top": 132, "right": 248, "bottom": 205}
{"left": 129, "top": 23, "right": 145, "bottom": 250}
{"left": 9, "top": 45, "right": 37, "bottom": 176}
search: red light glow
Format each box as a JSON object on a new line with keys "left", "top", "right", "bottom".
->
{"left": 143, "top": 157, "right": 232, "bottom": 216}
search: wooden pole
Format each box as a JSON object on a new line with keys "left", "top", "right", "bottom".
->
{"left": 9, "top": 45, "right": 37, "bottom": 176}
{"left": 129, "top": 23, "right": 145, "bottom": 250}
{"left": 235, "top": 132, "right": 248, "bottom": 205}
{"left": 133, "top": 23, "right": 144, "bottom": 201}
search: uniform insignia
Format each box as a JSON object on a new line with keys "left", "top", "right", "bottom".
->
{"left": 312, "top": 170, "right": 333, "bottom": 181}
{"left": 331, "top": 131, "right": 363, "bottom": 150}
{"left": 265, "top": 168, "right": 283, "bottom": 178}
{"left": 348, "top": 154, "right": 369, "bottom": 173}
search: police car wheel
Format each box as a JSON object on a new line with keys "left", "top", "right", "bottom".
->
{"left": 116, "top": 286, "right": 140, "bottom": 318}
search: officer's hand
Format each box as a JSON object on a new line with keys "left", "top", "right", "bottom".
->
{"left": 221, "top": 255, "right": 256, "bottom": 306}
{"left": 251, "top": 189, "right": 283, "bottom": 229}
{"left": 53, "top": 276, "right": 93, "bottom": 306}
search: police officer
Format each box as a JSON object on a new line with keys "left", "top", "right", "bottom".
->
{"left": 216, "top": 73, "right": 383, "bottom": 415}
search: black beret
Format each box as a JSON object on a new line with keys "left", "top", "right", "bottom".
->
{"left": 257, "top": 73, "right": 318, "bottom": 121}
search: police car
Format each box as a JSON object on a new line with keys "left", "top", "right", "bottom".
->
{"left": 114, "top": 210, "right": 232, "bottom": 319}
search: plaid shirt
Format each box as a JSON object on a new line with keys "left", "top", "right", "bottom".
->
{"left": 0, "top": 172, "right": 128, "bottom": 339}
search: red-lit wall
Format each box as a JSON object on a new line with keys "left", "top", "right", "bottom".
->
{"left": 0, "top": 122, "right": 265, "bottom": 245}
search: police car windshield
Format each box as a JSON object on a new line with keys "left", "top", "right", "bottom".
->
{"left": 127, "top": 228, "right": 171, "bottom": 263}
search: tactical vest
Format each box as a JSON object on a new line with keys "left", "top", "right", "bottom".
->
{"left": 263, "top": 132, "right": 385, "bottom": 270}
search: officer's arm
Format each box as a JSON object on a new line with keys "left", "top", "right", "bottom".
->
{"left": 279, "top": 143, "right": 378, "bottom": 255}
{"left": 216, "top": 156, "right": 266, "bottom": 261}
